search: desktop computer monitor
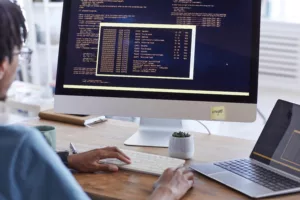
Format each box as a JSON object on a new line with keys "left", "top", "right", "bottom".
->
{"left": 55, "top": 0, "right": 261, "bottom": 147}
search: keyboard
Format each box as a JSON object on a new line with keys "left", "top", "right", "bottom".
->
{"left": 99, "top": 149, "right": 185, "bottom": 176}
{"left": 215, "top": 159, "right": 300, "bottom": 191}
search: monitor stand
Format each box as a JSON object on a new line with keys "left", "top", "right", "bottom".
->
{"left": 124, "top": 118, "right": 182, "bottom": 148}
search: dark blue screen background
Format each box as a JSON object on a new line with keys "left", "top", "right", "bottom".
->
{"left": 64, "top": 0, "right": 253, "bottom": 93}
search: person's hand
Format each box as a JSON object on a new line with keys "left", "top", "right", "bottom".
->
{"left": 67, "top": 146, "right": 131, "bottom": 173}
{"left": 149, "top": 167, "right": 194, "bottom": 200}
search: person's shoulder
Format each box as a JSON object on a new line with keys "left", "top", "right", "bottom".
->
{"left": 0, "top": 125, "right": 40, "bottom": 166}
{"left": 0, "top": 125, "right": 38, "bottom": 141}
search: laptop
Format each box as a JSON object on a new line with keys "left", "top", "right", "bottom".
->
{"left": 191, "top": 100, "right": 300, "bottom": 199}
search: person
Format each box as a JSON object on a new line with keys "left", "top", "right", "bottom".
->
{"left": 0, "top": 1, "right": 194, "bottom": 200}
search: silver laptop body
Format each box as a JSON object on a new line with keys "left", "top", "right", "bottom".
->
{"left": 191, "top": 100, "right": 300, "bottom": 198}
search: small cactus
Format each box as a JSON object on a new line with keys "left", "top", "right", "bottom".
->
{"left": 172, "top": 131, "right": 191, "bottom": 138}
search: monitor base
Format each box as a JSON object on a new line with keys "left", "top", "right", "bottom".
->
{"left": 124, "top": 118, "right": 182, "bottom": 148}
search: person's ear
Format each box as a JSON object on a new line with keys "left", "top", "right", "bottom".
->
{"left": 0, "top": 57, "right": 9, "bottom": 80}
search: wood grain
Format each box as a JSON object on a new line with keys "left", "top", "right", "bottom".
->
{"left": 21, "top": 119, "right": 300, "bottom": 200}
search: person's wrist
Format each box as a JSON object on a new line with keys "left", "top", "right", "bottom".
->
{"left": 67, "top": 154, "right": 76, "bottom": 169}
{"left": 153, "top": 186, "right": 177, "bottom": 200}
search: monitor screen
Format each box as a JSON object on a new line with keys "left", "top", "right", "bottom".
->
{"left": 56, "top": 0, "right": 260, "bottom": 103}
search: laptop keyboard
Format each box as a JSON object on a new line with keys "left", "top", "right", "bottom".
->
{"left": 215, "top": 159, "right": 300, "bottom": 191}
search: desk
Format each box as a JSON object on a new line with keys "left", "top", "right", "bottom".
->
{"left": 21, "top": 119, "right": 300, "bottom": 200}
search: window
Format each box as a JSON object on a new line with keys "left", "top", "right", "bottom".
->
{"left": 267, "top": 0, "right": 300, "bottom": 23}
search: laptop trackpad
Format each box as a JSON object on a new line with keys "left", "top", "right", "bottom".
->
{"left": 211, "top": 172, "right": 272, "bottom": 197}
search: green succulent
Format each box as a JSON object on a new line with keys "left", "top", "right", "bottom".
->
{"left": 172, "top": 131, "right": 191, "bottom": 138}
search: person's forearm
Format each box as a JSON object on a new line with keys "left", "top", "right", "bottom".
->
{"left": 149, "top": 187, "right": 177, "bottom": 200}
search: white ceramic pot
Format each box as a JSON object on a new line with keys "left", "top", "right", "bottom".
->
{"left": 168, "top": 135, "right": 195, "bottom": 160}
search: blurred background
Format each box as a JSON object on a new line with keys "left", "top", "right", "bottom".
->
{"left": 2, "top": 0, "right": 300, "bottom": 140}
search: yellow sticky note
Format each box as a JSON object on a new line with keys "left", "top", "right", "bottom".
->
{"left": 211, "top": 106, "right": 226, "bottom": 120}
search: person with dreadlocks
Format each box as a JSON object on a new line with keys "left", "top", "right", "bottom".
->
{"left": 0, "top": 1, "right": 194, "bottom": 199}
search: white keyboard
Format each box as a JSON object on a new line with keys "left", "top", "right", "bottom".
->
{"left": 99, "top": 149, "right": 185, "bottom": 176}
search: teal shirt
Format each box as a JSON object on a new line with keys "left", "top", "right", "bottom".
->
{"left": 0, "top": 125, "right": 90, "bottom": 200}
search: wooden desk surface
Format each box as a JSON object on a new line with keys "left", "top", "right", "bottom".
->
{"left": 22, "top": 119, "right": 300, "bottom": 200}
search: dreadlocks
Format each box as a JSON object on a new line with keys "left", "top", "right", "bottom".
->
{"left": 0, "top": 0, "right": 27, "bottom": 63}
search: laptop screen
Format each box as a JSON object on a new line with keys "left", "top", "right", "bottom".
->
{"left": 251, "top": 100, "right": 300, "bottom": 178}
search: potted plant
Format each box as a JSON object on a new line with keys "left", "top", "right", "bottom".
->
{"left": 169, "top": 131, "right": 195, "bottom": 160}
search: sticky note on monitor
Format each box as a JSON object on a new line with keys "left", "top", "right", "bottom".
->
{"left": 211, "top": 106, "right": 226, "bottom": 121}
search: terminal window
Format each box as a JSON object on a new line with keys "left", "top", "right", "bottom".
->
{"left": 63, "top": 0, "right": 253, "bottom": 96}
{"left": 96, "top": 23, "right": 196, "bottom": 80}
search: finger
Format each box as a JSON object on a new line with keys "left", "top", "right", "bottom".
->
{"left": 153, "top": 180, "right": 159, "bottom": 189}
{"left": 102, "top": 151, "right": 131, "bottom": 164}
{"left": 176, "top": 166, "right": 187, "bottom": 174}
{"left": 184, "top": 172, "right": 194, "bottom": 181}
{"left": 166, "top": 167, "right": 176, "bottom": 173}
{"left": 183, "top": 168, "right": 193, "bottom": 174}
{"left": 103, "top": 146, "right": 131, "bottom": 160}
{"left": 164, "top": 167, "right": 176, "bottom": 176}
{"left": 154, "top": 168, "right": 175, "bottom": 189}
{"left": 187, "top": 180, "right": 194, "bottom": 188}
{"left": 95, "top": 164, "right": 119, "bottom": 172}
{"left": 156, "top": 169, "right": 170, "bottom": 187}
